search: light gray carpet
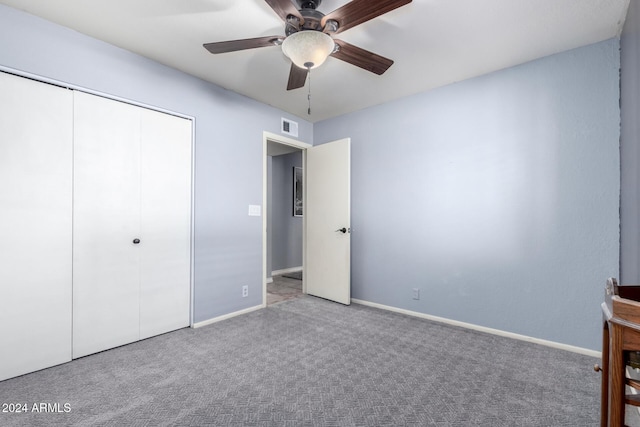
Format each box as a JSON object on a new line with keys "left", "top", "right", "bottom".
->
{"left": 0, "top": 296, "right": 599, "bottom": 426}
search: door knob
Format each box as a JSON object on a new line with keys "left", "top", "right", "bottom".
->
{"left": 133, "top": 238, "right": 141, "bottom": 244}
{"left": 335, "top": 227, "right": 347, "bottom": 234}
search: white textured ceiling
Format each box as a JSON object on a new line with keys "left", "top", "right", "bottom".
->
{"left": 0, "top": 0, "right": 630, "bottom": 122}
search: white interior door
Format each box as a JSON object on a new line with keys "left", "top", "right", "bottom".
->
{"left": 73, "top": 92, "right": 141, "bottom": 358}
{"left": 139, "top": 108, "right": 191, "bottom": 339}
{"left": 305, "top": 138, "right": 351, "bottom": 305}
{"left": 0, "top": 72, "right": 73, "bottom": 381}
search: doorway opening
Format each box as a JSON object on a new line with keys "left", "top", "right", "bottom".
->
{"left": 262, "top": 132, "right": 311, "bottom": 306}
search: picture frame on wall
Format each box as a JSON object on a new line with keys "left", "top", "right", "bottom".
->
{"left": 293, "top": 166, "right": 303, "bottom": 217}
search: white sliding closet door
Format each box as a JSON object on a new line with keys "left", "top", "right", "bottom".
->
{"left": 73, "top": 92, "right": 142, "bottom": 358}
{"left": 0, "top": 72, "right": 73, "bottom": 381}
{"left": 139, "top": 108, "right": 191, "bottom": 339}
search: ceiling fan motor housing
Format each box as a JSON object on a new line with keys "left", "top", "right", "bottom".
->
{"left": 286, "top": 8, "right": 327, "bottom": 35}
{"left": 296, "top": 0, "right": 322, "bottom": 9}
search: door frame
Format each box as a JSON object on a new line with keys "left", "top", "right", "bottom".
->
{"left": 262, "top": 131, "right": 312, "bottom": 306}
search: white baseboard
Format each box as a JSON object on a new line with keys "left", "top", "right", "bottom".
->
{"left": 192, "top": 304, "right": 264, "bottom": 329}
{"left": 351, "top": 298, "right": 600, "bottom": 358}
{"left": 271, "top": 266, "right": 302, "bottom": 276}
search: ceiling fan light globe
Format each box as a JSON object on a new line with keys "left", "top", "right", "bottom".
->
{"left": 282, "top": 30, "right": 335, "bottom": 70}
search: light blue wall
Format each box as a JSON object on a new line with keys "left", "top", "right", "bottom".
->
{"left": 621, "top": 0, "right": 640, "bottom": 285}
{"left": 314, "top": 40, "right": 620, "bottom": 350}
{"left": 0, "top": 4, "right": 313, "bottom": 323}
{"left": 271, "top": 152, "right": 303, "bottom": 272}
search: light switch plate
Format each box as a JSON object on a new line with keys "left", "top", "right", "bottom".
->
{"left": 248, "top": 205, "right": 261, "bottom": 216}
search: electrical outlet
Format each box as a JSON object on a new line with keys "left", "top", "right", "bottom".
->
{"left": 412, "top": 288, "right": 420, "bottom": 300}
{"left": 242, "top": 285, "right": 248, "bottom": 298}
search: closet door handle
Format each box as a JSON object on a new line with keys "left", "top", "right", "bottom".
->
{"left": 133, "top": 238, "right": 141, "bottom": 244}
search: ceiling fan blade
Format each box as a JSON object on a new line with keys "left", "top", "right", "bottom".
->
{"left": 322, "top": 0, "right": 412, "bottom": 34}
{"left": 287, "top": 63, "right": 308, "bottom": 90}
{"left": 264, "top": 0, "right": 304, "bottom": 23}
{"left": 331, "top": 39, "right": 394, "bottom": 75}
{"left": 203, "top": 36, "right": 282, "bottom": 54}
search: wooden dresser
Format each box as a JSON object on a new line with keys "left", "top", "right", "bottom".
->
{"left": 599, "top": 278, "right": 640, "bottom": 426}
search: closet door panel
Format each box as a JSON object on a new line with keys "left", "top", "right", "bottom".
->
{"left": 0, "top": 72, "right": 73, "bottom": 381}
{"left": 139, "top": 109, "right": 191, "bottom": 339}
{"left": 73, "top": 92, "right": 141, "bottom": 358}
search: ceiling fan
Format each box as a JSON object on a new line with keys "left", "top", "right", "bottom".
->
{"left": 203, "top": 0, "right": 412, "bottom": 91}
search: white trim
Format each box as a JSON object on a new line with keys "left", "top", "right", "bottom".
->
{"left": 271, "top": 266, "right": 303, "bottom": 276}
{"left": 192, "top": 304, "right": 264, "bottom": 329}
{"left": 262, "top": 131, "right": 312, "bottom": 308}
{"left": 0, "top": 66, "right": 193, "bottom": 121}
{"left": 189, "top": 118, "right": 196, "bottom": 328}
{"left": 351, "top": 298, "right": 600, "bottom": 358}
{"left": 302, "top": 150, "right": 307, "bottom": 296}
{"left": 264, "top": 131, "right": 312, "bottom": 150}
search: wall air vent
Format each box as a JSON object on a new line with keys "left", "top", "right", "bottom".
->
{"left": 281, "top": 118, "right": 298, "bottom": 137}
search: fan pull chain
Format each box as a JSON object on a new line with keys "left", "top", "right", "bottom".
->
{"left": 307, "top": 67, "right": 312, "bottom": 116}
